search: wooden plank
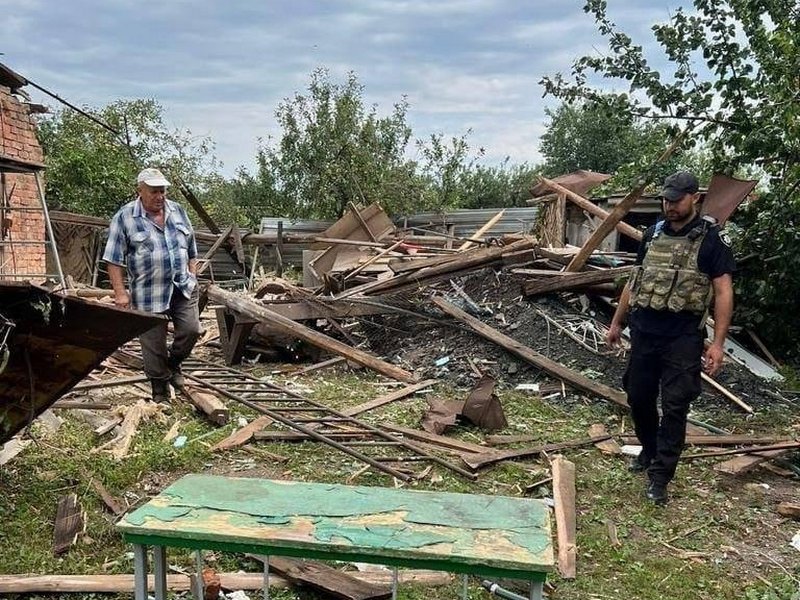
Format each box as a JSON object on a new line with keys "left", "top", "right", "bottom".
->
{"left": 174, "top": 176, "right": 220, "bottom": 234}
{"left": 380, "top": 422, "right": 492, "bottom": 455}
{"left": 345, "top": 240, "right": 406, "bottom": 280}
{"left": 620, "top": 434, "right": 790, "bottom": 446}
{"left": 462, "top": 435, "right": 612, "bottom": 471}
{"left": 565, "top": 134, "right": 685, "bottom": 272}
{"left": 539, "top": 177, "right": 642, "bottom": 241}
{"left": 90, "top": 479, "right": 125, "bottom": 516}
{"left": 296, "top": 356, "right": 347, "bottom": 375}
{"left": 432, "top": 297, "right": 628, "bottom": 408}
{"left": 685, "top": 441, "right": 800, "bottom": 460}
{"left": 523, "top": 266, "right": 633, "bottom": 296}
{"left": 259, "top": 556, "right": 391, "bottom": 600}
{"left": 223, "top": 318, "right": 256, "bottom": 366}
{"left": 231, "top": 225, "right": 246, "bottom": 265}
{"left": 342, "top": 380, "right": 437, "bottom": 417}
{"left": 348, "top": 202, "right": 379, "bottom": 242}
{"left": 208, "top": 285, "right": 416, "bottom": 383}
{"left": 713, "top": 449, "right": 790, "bottom": 475}
{"left": 182, "top": 385, "right": 229, "bottom": 426}
{"left": 552, "top": 456, "right": 576, "bottom": 579}
{"left": 314, "top": 203, "right": 395, "bottom": 250}
{"left": 211, "top": 415, "right": 274, "bottom": 452}
{"left": 71, "top": 375, "right": 149, "bottom": 390}
{"left": 0, "top": 570, "right": 451, "bottom": 594}
{"left": 53, "top": 493, "right": 85, "bottom": 555}
{"left": 259, "top": 300, "right": 387, "bottom": 321}
{"left": 457, "top": 209, "right": 505, "bottom": 251}
{"left": 588, "top": 424, "right": 621, "bottom": 454}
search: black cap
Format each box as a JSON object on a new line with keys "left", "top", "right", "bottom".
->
{"left": 662, "top": 171, "right": 699, "bottom": 201}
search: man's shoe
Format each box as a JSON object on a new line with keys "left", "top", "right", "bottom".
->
{"left": 150, "top": 378, "right": 170, "bottom": 404}
{"left": 169, "top": 365, "right": 185, "bottom": 390}
{"left": 646, "top": 481, "right": 668, "bottom": 505}
{"left": 628, "top": 455, "right": 651, "bottom": 473}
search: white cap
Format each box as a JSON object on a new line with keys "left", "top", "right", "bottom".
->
{"left": 136, "top": 167, "right": 170, "bottom": 188}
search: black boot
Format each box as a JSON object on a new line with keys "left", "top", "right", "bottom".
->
{"left": 167, "top": 356, "right": 185, "bottom": 390}
{"left": 646, "top": 480, "right": 669, "bottom": 505}
{"left": 150, "top": 378, "right": 170, "bottom": 404}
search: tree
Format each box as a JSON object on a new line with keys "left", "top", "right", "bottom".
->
{"left": 249, "top": 69, "right": 423, "bottom": 220}
{"left": 541, "top": 0, "right": 800, "bottom": 359}
{"left": 36, "top": 99, "right": 216, "bottom": 218}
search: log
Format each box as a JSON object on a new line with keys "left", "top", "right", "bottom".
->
{"left": 207, "top": 285, "right": 415, "bottom": 383}
{"left": 776, "top": 502, "right": 800, "bottom": 519}
{"left": 552, "top": 456, "right": 577, "bottom": 579}
{"left": 523, "top": 266, "right": 633, "bottom": 296}
{"left": 182, "top": 385, "right": 229, "bottom": 426}
{"left": 0, "top": 570, "right": 450, "bottom": 594}
{"left": 432, "top": 297, "right": 628, "bottom": 408}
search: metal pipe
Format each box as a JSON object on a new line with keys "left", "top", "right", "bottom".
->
{"left": 481, "top": 580, "right": 529, "bottom": 600}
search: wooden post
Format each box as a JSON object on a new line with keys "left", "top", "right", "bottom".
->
{"left": 276, "top": 220, "right": 284, "bottom": 278}
{"left": 564, "top": 133, "right": 685, "bottom": 272}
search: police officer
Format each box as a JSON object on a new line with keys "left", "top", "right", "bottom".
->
{"left": 606, "top": 171, "right": 735, "bottom": 505}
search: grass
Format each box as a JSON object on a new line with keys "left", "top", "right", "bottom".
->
{"left": 1, "top": 365, "right": 798, "bottom": 600}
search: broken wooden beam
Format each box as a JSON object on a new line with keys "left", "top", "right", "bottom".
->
{"left": 208, "top": 285, "right": 415, "bottom": 383}
{"left": 552, "top": 455, "right": 577, "bottom": 579}
{"left": 523, "top": 266, "right": 633, "bottom": 296}
{"left": 432, "top": 297, "right": 629, "bottom": 408}
{"left": 182, "top": 385, "right": 229, "bottom": 426}
{"left": 565, "top": 134, "right": 685, "bottom": 272}
{"left": 258, "top": 556, "right": 391, "bottom": 600}
{"left": 458, "top": 209, "right": 505, "bottom": 251}
{"left": 539, "top": 177, "right": 642, "bottom": 241}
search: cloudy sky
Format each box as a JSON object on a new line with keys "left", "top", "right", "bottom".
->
{"left": 2, "top": 0, "right": 681, "bottom": 176}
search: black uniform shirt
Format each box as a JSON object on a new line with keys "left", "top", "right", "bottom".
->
{"left": 628, "top": 215, "right": 736, "bottom": 337}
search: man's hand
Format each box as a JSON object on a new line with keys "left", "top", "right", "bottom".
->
{"left": 703, "top": 343, "right": 725, "bottom": 376}
{"left": 606, "top": 322, "right": 622, "bottom": 348}
{"left": 114, "top": 290, "right": 131, "bottom": 310}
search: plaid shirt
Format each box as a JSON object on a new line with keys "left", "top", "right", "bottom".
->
{"left": 103, "top": 197, "right": 198, "bottom": 313}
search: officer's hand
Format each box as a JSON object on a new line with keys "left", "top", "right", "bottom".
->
{"left": 606, "top": 322, "right": 622, "bottom": 348}
{"left": 703, "top": 344, "right": 725, "bottom": 376}
{"left": 114, "top": 290, "right": 131, "bottom": 310}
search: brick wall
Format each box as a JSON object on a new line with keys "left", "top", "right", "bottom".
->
{"left": 0, "top": 85, "right": 46, "bottom": 280}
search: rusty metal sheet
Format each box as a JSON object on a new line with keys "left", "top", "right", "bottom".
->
{"left": 701, "top": 173, "right": 758, "bottom": 225}
{"left": 529, "top": 170, "right": 611, "bottom": 198}
{"left": 0, "top": 282, "right": 164, "bottom": 443}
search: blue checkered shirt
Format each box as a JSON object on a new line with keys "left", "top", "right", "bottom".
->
{"left": 103, "top": 197, "right": 198, "bottom": 313}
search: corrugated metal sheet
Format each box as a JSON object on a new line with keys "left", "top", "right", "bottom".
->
{"left": 398, "top": 207, "right": 539, "bottom": 239}
{"left": 257, "top": 207, "right": 539, "bottom": 268}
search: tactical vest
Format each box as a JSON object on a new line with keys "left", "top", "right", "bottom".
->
{"left": 628, "top": 221, "right": 713, "bottom": 315}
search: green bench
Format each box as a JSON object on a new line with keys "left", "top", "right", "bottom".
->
{"left": 118, "top": 474, "right": 553, "bottom": 599}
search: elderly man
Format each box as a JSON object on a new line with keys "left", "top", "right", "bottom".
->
{"left": 103, "top": 167, "right": 201, "bottom": 403}
{"left": 606, "top": 171, "right": 735, "bottom": 505}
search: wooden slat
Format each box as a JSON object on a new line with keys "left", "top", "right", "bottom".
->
{"left": 211, "top": 415, "right": 274, "bottom": 452}
{"left": 259, "top": 556, "right": 390, "bottom": 600}
{"left": 457, "top": 209, "right": 505, "bottom": 251}
{"left": 463, "top": 435, "right": 612, "bottom": 470}
{"left": 341, "top": 380, "right": 437, "bottom": 417}
{"left": 53, "top": 494, "right": 85, "bottom": 555}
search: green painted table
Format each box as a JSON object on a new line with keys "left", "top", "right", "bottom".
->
{"left": 118, "top": 474, "right": 553, "bottom": 600}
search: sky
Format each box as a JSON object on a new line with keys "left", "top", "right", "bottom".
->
{"left": 1, "top": 0, "right": 683, "bottom": 177}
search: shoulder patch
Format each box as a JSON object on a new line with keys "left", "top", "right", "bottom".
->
{"left": 718, "top": 230, "right": 732, "bottom": 247}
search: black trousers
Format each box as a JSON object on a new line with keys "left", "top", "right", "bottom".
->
{"left": 623, "top": 327, "right": 704, "bottom": 485}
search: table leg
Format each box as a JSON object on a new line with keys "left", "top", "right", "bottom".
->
{"left": 529, "top": 580, "right": 543, "bottom": 600}
{"left": 263, "top": 555, "right": 270, "bottom": 600}
{"left": 133, "top": 544, "right": 148, "bottom": 600}
{"left": 195, "top": 549, "right": 204, "bottom": 600}
{"left": 153, "top": 545, "right": 167, "bottom": 600}
{"left": 462, "top": 574, "right": 469, "bottom": 600}
{"left": 391, "top": 566, "right": 398, "bottom": 600}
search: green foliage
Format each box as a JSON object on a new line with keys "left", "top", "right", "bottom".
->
{"left": 540, "top": 0, "right": 800, "bottom": 359}
{"left": 247, "top": 68, "right": 423, "bottom": 220}
{"left": 456, "top": 160, "right": 542, "bottom": 209}
{"left": 36, "top": 99, "right": 216, "bottom": 218}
